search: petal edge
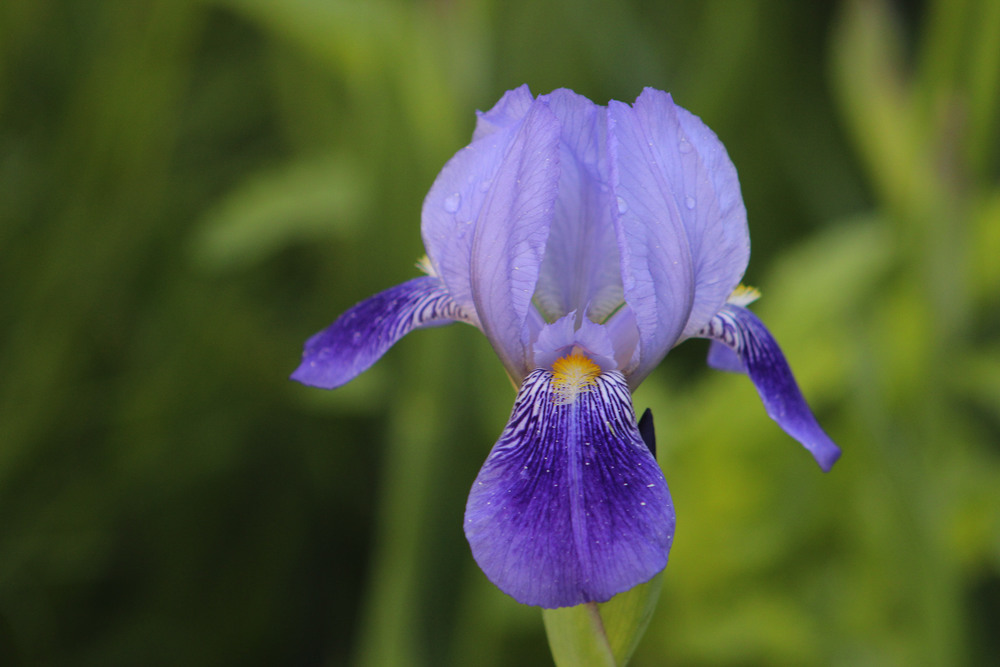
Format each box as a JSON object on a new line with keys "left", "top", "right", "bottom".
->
{"left": 465, "top": 369, "right": 674, "bottom": 608}
{"left": 699, "top": 304, "right": 841, "bottom": 471}
{"left": 291, "top": 276, "right": 467, "bottom": 389}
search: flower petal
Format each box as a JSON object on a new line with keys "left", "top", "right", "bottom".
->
{"left": 465, "top": 369, "right": 674, "bottom": 608}
{"left": 666, "top": 92, "right": 751, "bottom": 337}
{"left": 290, "top": 276, "right": 466, "bottom": 389}
{"left": 532, "top": 89, "right": 623, "bottom": 323}
{"left": 472, "top": 84, "right": 536, "bottom": 141}
{"left": 607, "top": 98, "right": 695, "bottom": 386}
{"left": 699, "top": 304, "right": 841, "bottom": 471}
{"left": 422, "top": 86, "right": 550, "bottom": 323}
{"left": 706, "top": 340, "right": 744, "bottom": 373}
{"left": 469, "top": 99, "right": 562, "bottom": 381}
{"left": 532, "top": 313, "right": 617, "bottom": 371}
{"left": 609, "top": 90, "right": 752, "bottom": 381}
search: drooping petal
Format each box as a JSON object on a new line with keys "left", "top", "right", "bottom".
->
{"left": 469, "top": 99, "right": 562, "bottom": 381}
{"left": 290, "top": 276, "right": 467, "bottom": 389}
{"left": 465, "top": 369, "right": 674, "bottom": 608}
{"left": 607, "top": 100, "right": 695, "bottom": 386}
{"left": 699, "top": 304, "right": 841, "bottom": 471}
{"left": 532, "top": 89, "right": 623, "bottom": 323}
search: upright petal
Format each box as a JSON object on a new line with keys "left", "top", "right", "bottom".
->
{"left": 465, "top": 369, "right": 674, "bottom": 609}
{"left": 422, "top": 87, "right": 548, "bottom": 321}
{"left": 608, "top": 100, "right": 695, "bottom": 386}
{"left": 472, "top": 84, "right": 537, "bottom": 141}
{"left": 291, "top": 276, "right": 467, "bottom": 389}
{"left": 636, "top": 89, "right": 750, "bottom": 338}
{"left": 470, "top": 100, "right": 562, "bottom": 381}
{"left": 422, "top": 140, "right": 520, "bottom": 319}
{"left": 698, "top": 304, "right": 841, "bottom": 471}
{"left": 533, "top": 89, "right": 623, "bottom": 324}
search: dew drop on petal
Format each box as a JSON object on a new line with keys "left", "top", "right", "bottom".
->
{"left": 479, "top": 179, "right": 492, "bottom": 193}
{"left": 616, "top": 196, "right": 629, "bottom": 214}
{"left": 678, "top": 136, "right": 693, "bottom": 154}
{"left": 685, "top": 196, "right": 696, "bottom": 210}
{"left": 443, "top": 192, "right": 461, "bottom": 213}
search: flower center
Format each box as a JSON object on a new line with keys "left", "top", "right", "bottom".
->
{"left": 551, "top": 349, "right": 601, "bottom": 405}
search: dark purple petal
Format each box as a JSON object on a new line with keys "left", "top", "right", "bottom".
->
{"left": 290, "top": 277, "right": 466, "bottom": 389}
{"left": 699, "top": 304, "right": 841, "bottom": 471}
{"left": 465, "top": 369, "right": 674, "bottom": 608}
{"left": 469, "top": 99, "right": 561, "bottom": 381}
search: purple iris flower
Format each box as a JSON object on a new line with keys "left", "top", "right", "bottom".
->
{"left": 292, "top": 86, "right": 840, "bottom": 609}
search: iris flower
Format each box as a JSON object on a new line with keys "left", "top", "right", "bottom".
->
{"left": 292, "top": 86, "right": 840, "bottom": 609}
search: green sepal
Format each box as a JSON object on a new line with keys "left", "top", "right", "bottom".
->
{"left": 542, "top": 572, "right": 664, "bottom": 666}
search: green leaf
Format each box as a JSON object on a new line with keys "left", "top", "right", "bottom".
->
{"left": 190, "top": 152, "right": 367, "bottom": 270}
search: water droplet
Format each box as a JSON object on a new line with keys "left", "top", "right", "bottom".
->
{"left": 685, "top": 196, "right": 695, "bottom": 210}
{"left": 479, "top": 179, "right": 492, "bottom": 193}
{"left": 678, "top": 136, "right": 693, "bottom": 154}
{"left": 616, "top": 196, "right": 628, "bottom": 214}
{"left": 443, "top": 192, "right": 461, "bottom": 213}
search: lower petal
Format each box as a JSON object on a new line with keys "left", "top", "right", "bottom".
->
{"left": 699, "top": 304, "right": 841, "bottom": 471}
{"left": 291, "top": 276, "right": 467, "bottom": 389}
{"left": 464, "top": 369, "right": 674, "bottom": 608}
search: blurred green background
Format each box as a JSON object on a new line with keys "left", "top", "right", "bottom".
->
{"left": 2, "top": 0, "right": 999, "bottom": 664}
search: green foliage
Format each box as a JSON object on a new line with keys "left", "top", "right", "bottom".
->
{"left": 1, "top": 0, "right": 997, "bottom": 665}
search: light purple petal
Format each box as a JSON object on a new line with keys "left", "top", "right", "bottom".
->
{"left": 608, "top": 100, "right": 695, "bottom": 385}
{"left": 422, "top": 87, "right": 549, "bottom": 321}
{"left": 652, "top": 90, "right": 751, "bottom": 338}
{"left": 706, "top": 340, "right": 744, "bottom": 373}
{"left": 472, "top": 84, "right": 536, "bottom": 142}
{"left": 603, "top": 304, "right": 640, "bottom": 374}
{"left": 469, "top": 99, "right": 562, "bottom": 381}
{"left": 422, "top": 136, "right": 519, "bottom": 320}
{"left": 290, "top": 277, "right": 467, "bottom": 389}
{"left": 465, "top": 369, "right": 674, "bottom": 608}
{"left": 532, "top": 313, "right": 617, "bottom": 371}
{"left": 699, "top": 304, "right": 841, "bottom": 471}
{"left": 532, "top": 89, "right": 623, "bottom": 323}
